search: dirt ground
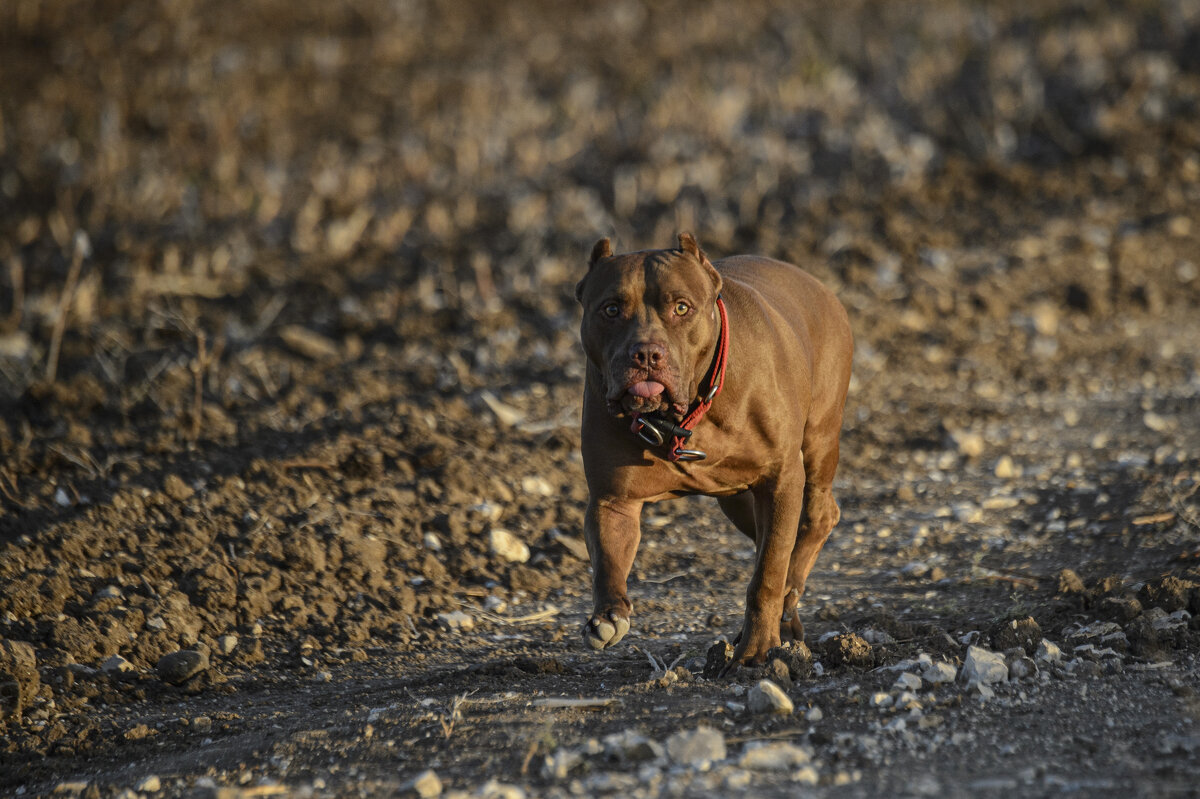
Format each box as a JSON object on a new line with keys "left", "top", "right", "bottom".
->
{"left": 2, "top": 1, "right": 1200, "bottom": 796}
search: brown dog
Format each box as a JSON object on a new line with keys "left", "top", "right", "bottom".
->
{"left": 574, "top": 233, "right": 853, "bottom": 667}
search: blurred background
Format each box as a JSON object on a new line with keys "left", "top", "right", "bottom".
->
{"left": 1, "top": 2, "right": 1199, "bottom": 779}
{"left": 2, "top": 0, "right": 1199, "bottom": 401}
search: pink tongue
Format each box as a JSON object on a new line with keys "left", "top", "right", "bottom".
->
{"left": 628, "top": 381, "right": 665, "bottom": 399}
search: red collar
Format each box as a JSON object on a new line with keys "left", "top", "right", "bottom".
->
{"left": 630, "top": 296, "right": 729, "bottom": 461}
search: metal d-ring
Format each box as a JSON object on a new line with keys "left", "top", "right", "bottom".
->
{"left": 633, "top": 418, "right": 665, "bottom": 447}
{"left": 673, "top": 448, "right": 707, "bottom": 462}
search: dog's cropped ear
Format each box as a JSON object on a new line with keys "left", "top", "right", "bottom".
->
{"left": 576, "top": 237, "right": 614, "bottom": 302}
{"left": 678, "top": 232, "right": 722, "bottom": 295}
{"left": 589, "top": 237, "right": 613, "bottom": 266}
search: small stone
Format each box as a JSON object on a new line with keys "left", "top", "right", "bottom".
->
{"left": 402, "top": 769, "right": 441, "bottom": 798}
{"left": 953, "top": 431, "right": 985, "bottom": 458}
{"left": 474, "top": 779, "right": 526, "bottom": 799}
{"left": 869, "top": 692, "right": 893, "bottom": 708}
{"left": 156, "top": 649, "right": 209, "bottom": 685}
{"left": 739, "top": 741, "right": 810, "bottom": 771}
{"left": 923, "top": 661, "right": 957, "bottom": 684}
{"left": 101, "top": 655, "right": 135, "bottom": 675}
{"left": 665, "top": 727, "right": 726, "bottom": 770}
{"left": 1007, "top": 655, "right": 1037, "bottom": 681}
{"left": 822, "top": 633, "right": 873, "bottom": 667}
{"left": 279, "top": 325, "right": 340, "bottom": 360}
{"left": 163, "top": 474, "right": 193, "bottom": 502}
{"left": 805, "top": 706, "right": 824, "bottom": 722}
{"left": 602, "top": 729, "right": 663, "bottom": 763}
{"left": 488, "top": 528, "right": 530, "bottom": 564}
{"left": 542, "top": 749, "right": 583, "bottom": 780}
{"left": 747, "top": 680, "right": 793, "bottom": 715}
{"left": 0, "top": 639, "right": 39, "bottom": 718}
{"left": 135, "top": 776, "right": 161, "bottom": 793}
{"left": 893, "top": 672, "right": 922, "bottom": 691}
{"left": 793, "top": 766, "right": 820, "bottom": 786}
{"left": 1035, "top": 639, "right": 1063, "bottom": 663}
{"left": 894, "top": 691, "right": 921, "bottom": 711}
{"left": 217, "top": 635, "right": 238, "bottom": 656}
{"left": 990, "top": 617, "right": 1042, "bottom": 653}
{"left": 994, "top": 455, "right": 1017, "bottom": 479}
{"left": 703, "top": 640, "right": 734, "bottom": 678}
{"left": 436, "top": 611, "right": 475, "bottom": 632}
{"left": 1057, "top": 569, "right": 1086, "bottom": 595}
{"left": 764, "top": 658, "right": 792, "bottom": 690}
{"left": 961, "top": 646, "right": 1008, "bottom": 685}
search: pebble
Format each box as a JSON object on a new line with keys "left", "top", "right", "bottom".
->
{"left": 665, "top": 727, "right": 726, "bottom": 770}
{"left": 994, "top": 455, "right": 1017, "bottom": 479}
{"left": 923, "top": 661, "right": 958, "bottom": 684}
{"left": 217, "top": 635, "right": 238, "bottom": 656}
{"left": 602, "top": 729, "right": 664, "bottom": 763}
{"left": 1035, "top": 639, "right": 1063, "bottom": 663}
{"left": 747, "top": 679, "right": 793, "bottom": 715}
{"left": 870, "top": 692, "right": 893, "bottom": 708}
{"left": 402, "top": 769, "right": 442, "bottom": 798}
{"left": 894, "top": 671, "right": 923, "bottom": 691}
{"left": 1008, "top": 655, "right": 1037, "bottom": 681}
{"left": 163, "top": 474, "right": 194, "bottom": 502}
{"left": 488, "top": 528, "right": 530, "bottom": 564}
{"left": 436, "top": 611, "right": 475, "bottom": 632}
{"left": 135, "top": 776, "right": 161, "bottom": 793}
{"left": 156, "top": 649, "right": 209, "bottom": 685}
{"left": 101, "top": 654, "right": 135, "bottom": 675}
{"left": 961, "top": 645, "right": 1009, "bottom": 685}
{"left": 806, "top": 706, "right": 824, "bottom": 722}
{"left": 542, "top": 749, "right": 583, "bottom": 780}
{"left": 738, "top": 741, "right": 810, "bottom": 771}
{"left": 793, "top": 766, "right": 820, "bottom": 786}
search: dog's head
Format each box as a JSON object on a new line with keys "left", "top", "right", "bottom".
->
{"left": 576, "top": 233, "right": 724, "bottom": 420}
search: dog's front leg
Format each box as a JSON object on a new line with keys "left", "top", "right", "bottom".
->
{"left": 582, "top": 496, "right": 643, "bottom": 650}
{"left": 730, "top": 472, "right": 805, "bottom": 667}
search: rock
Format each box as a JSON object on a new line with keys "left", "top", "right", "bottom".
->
{"left": 0, "top": 639, "right": 39, "bottom": 719}
{"left": 163, "top": 474, "right": 194, "bottom": 502}
{"left": 101, "top": 654, "right": 136, "bottom": 676}
{"left": 894, "top": 691, "right": 921, "bottom": 711}
{"left": 665, "top": 727, "right": 726, "bottom": 770}
{"left": 821, "top": 633, "right": 873, "bottom": 668}
{"left": 1007, "top": 654, "right": 1037, "bottom": 681}
{"left": 739, "top": 741, "right": 811, "bottom": 771}
{"left": 764, "top": 658, "right": 792, "bottom": 690}
{"left": 990, "top": 616, "right": 1041, "bottom": 653}
{"left": 953, "top": 430, "right": 985, "bottom": 458}
{"left": 793, "top": 766, "right": 820, "bottom": 786}
{"left": 1057, "top": 569, "right": 1086, "bottom": 595}
{"left": 747, "top": 680, "right": 793, "bottom": 715}
{"left": 217, "top": 635, "right": 238, "bottom": 656}
{"left": 436, "top": 611, "right": 475, "bottom": 632}
{"left": 602, "top": 729, "right": 663, "bottom": 764}
{"left": 765, "top": 641, "right": 813, "bottom": 679}
{"left": 961, "top": 646, "right": 1008, "bottom": 685}
{"left": 156, "top": 649, "right": 209, "bottom": 685}
{"left": 703, "top": 640, "right": 734, "bottom": 678}
{"left": 488, "top": 528, "right": 530, "bottom": 564}
{"left": 806, "top": 705, "right": 824, "bottom": 722}
{"left": 542, "top": 749, "right": 583, "bottom": 780}
{"left": 279, "top": 324, "right": 340, "bottom": 360}
{"left": 870, "top": 692, "right": 893, "bottom": 708}
{"left": 1098, "top": 596, "right": 1143, "bottom": 622}
{"left": 1140, "top": 576, "right": 1197, "bottom": 613}
{"left": 402, "top": 769, "right": 442, "bottom": 798}
{"left": 893, "top": 672, "right": 923, "bottom": 691}
{"left": 136, "top": 776, "right": 162, "bottom": 793}
{"left": 923, "top": 661, "right": 957, "bottom": 684}
{"left": 994, "top": 455, "right": 1017, "bottom": 479}
{"left": 1035, "top": 639, "right": 1063, "bottom": 663}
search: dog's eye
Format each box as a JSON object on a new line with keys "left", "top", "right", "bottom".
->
{"left": 673, "top": 301, "right": 690, "bottom": 316}
{"left": 602, "top": 302, "right": 620, "bottom": 318}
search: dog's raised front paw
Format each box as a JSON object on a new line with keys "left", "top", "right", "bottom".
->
{"left": 582, "top": 612, "right": 631, "bottom": 650}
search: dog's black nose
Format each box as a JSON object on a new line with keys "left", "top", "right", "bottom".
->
{"left": 629, "top": 341, "right": 668, "bottom": 369}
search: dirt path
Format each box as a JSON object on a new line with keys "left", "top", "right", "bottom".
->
{"left": 2, "top": 1, "right": 1200, "bottom": 796}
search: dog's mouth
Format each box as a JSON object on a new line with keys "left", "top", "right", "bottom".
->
{"left": 606, "top": 375, "right": 689, "bottom": 419}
